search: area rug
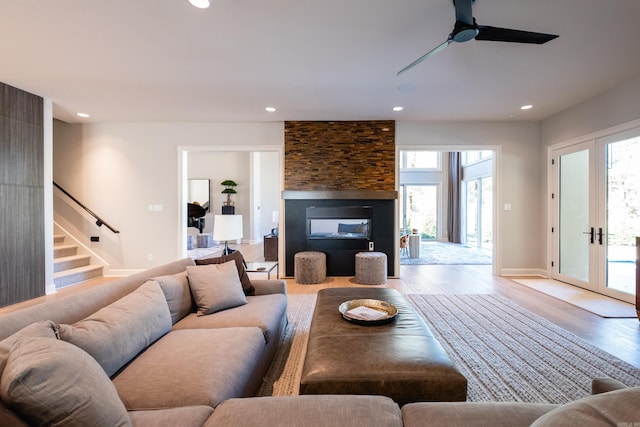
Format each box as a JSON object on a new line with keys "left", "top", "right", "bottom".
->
{"left": 400, "top": 241, "right": 492, "bottom": 265}
{"left": 259, "top": 293, "right": 640, "bottom": 403}
{"left": 512, "top": 278, "right": 636, "bottom": 318}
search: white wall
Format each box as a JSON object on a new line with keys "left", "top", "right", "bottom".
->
{"left": 541, "top": 74, "right": 640, "bottom": 147}
{"left": 53, "top": 76, "right": 640, "bottom": 277}
{"left": 53, "top": 121, "right": 283, "bottom": 274}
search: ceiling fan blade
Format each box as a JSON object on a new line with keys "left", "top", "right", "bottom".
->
{"left": 397, "top": 39, "right": 452, "bottom": 75}
{"left": 454, "top": 0, "right": 474, "bottom": 25}
{"left": 476, "top": 26, "right": 558, "bottom": 44}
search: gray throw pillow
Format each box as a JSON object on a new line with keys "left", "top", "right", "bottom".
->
{"left": 0, "top": 321, "right": 59, "bottom": 379}
{"left": 531, "top": 386, "right": 640, "bottom": 427}
{"left": 58, "top": 280, "right": 172, "bottom": 377}
{"left": 186, "top": 261, "right": 248, "bottom": 316}
{"left": 195, "top": 251, "right": 255, "bottom": 295}
{"left": 0, "top": 337, "right": 131, "bottom": 427}
{"left": 153, "top": 271, "right": 195, "bottom": 324}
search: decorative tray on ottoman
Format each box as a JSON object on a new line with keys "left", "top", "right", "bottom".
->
{"left": 338, "top": 299, "right": 398, "bottom": 325}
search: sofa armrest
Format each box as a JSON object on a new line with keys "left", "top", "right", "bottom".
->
{"left": 251, "top": 279, "right": 287, "bottom": 296}
{"left": 591, "top": 378, "right": 628, "bottom": 394}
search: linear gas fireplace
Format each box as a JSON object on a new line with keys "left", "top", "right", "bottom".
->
{"left": 283, "top": 191, "right": 396, "bottom": 277}
{"left": 307, "top": 206, "right": 372, "bottom": 240}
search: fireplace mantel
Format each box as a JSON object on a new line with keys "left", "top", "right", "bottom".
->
{"left": 282, "top": 190, "right": 397, "bottom": 200}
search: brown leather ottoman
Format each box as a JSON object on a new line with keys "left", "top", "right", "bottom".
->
{"left": 299, "top": 288, "right": 467, "bottom": 405}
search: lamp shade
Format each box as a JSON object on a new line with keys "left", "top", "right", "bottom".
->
{"left": 213, "top": 215, "right": 243, "bottom": 242}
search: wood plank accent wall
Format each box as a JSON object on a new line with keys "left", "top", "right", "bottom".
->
{"left": 284, "top": 121, "right": 395, "bottom": 191}
{"left": 0, "top": 82, "right": 45, "bottom": 307}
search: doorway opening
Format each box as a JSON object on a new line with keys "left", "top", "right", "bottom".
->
{"left": 399, "top": 150, "right": 493, "bottom": 265}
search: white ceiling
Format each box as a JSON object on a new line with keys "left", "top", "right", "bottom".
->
{"left": 1, "top": 0, "right": 640, "bottom": 123}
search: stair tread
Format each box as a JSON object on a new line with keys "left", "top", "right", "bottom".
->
{"left": 54, "top": 254, "right": 91, "bottom": 263}
{"left": 53, "top": 264, "right": 103, "bottom": 278}
{"left": 53, "top": 244, "right": 77, "bottom": 250}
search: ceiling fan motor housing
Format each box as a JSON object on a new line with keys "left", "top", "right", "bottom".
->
{"left": 451, "top": 20, "right": 479, "bottom": 43}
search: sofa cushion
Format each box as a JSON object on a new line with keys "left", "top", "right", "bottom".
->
{"left": 203, "top": 395, "right": 403, "bottom": 427}
{"left": 0, "top": 337, "right": 131, "bottom": 427}
{"left": 401, "top": 402, "right": 558, "bottom": 427}
{"left": 173, "top": 293, "right": 287, "bottom": 344}
{"left": 195, "top": 251, "right": 255, "bottom": 296}
{"left": 0, "top": 258, "right": 194, "bottom": 342}
{"left": 530, "top": 386, "right": 640, "bottom": 427}
{"left": 58, "top": 280, "right": 172, "bottom": 377}
{"left": 113, "top": 327, "right": 265, "bottom": 409}
{"left": 128, "top": 406, "right": 214, "bottom": 427}
{"left": 0, "top": 400, "right": 28, "bottom": 427}
{"left": 187, "top": 262, "right": 248, "bottom": 315}
{"left": 0, "top": 320, "right": 58, "bottom": 378}
{"left": 153, "top": 271, "right": 194, "bottom": 324}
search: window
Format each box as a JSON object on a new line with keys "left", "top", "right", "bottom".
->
{"left": 400, "top": 185, "right": 438, "bottom": 240}
{"left": 401, "top": 151, "right": 441, "bottom": 170}
{"left": 462, "top": 150, "right": 492, "bottom": 166}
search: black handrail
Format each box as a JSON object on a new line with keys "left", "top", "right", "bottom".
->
{"left": 53, "top": 182, "right": 120, "bottom": 234}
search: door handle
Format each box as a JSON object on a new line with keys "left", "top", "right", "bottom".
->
{"left": 583, "top": 227, "right": 594, "bottom": 244}
{"left": 598, "top": 227, "right": 604, "bottom": 245}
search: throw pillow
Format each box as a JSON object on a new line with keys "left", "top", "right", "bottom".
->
{"left": 195, "top": 251, "right": 255, "bottom": 296}
{"left": 153, "top": 271, "right": 195, "bottom": 324}
{"left": 0, "top": 320, "right": 59, "bottom": 378}
{"left": 530, "top": 386, "right": 640, "bottom": 427}
{"left": 0, "top": 337, "right": 131, "bottom": 427}
{"left": 58, "top": 280, "right": 172, "bottom": 377}
{"left": 186, "top": 261, "right": 248, "bottom": 316}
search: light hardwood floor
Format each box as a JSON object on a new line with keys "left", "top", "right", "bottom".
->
{"left": 240, "top": 243, "right": 640, "bottom": 369}
{"left": 4, "top": 242, "right": 638, "bottom": 369}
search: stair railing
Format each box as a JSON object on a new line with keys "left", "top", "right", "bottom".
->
{"left": 53, "top": 182, "right": 120, "bottom": 234}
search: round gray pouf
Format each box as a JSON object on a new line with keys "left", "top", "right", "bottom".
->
{"left": 294, "top": 251, "right": 326, "bottom": 284}
{"left": 355, "top": 251, "right": 387, "bottom": 285}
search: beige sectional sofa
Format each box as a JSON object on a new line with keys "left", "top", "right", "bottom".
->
{"left": 0, "top": 255, "right": 290, "bottom": 426}
{"left": 1, "top": 255, "right": 638, "bottom": 427}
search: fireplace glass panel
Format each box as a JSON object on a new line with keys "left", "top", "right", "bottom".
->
{"left": 306, "top": 206, "right": 372, "bottom": 240}
{"left": 308, "top": 219, "right": 370, "bottom": 239}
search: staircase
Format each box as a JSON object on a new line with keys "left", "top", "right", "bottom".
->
{"left": 53, "top": 234, "right": 104, "bottom": 289}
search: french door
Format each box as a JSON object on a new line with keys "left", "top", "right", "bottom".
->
{"left": 551, "top": 129, "right": 639, "bottom": 303}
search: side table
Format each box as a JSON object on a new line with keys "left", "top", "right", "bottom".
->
{"left": 245, "top": 262, "right": 278, "bottom": 279}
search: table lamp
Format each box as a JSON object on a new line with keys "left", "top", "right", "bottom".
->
{"left": 213, "top": 214, "right": 243, "bottom": 255}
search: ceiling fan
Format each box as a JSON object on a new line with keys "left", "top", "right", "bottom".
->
{"left": 397, "top": 0, "right": 558, "bottom": 75}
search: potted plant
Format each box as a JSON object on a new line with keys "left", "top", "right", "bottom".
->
{"left": 221, "top": 180, "right": 237, "bottom": 214}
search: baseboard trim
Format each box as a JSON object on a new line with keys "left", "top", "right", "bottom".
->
{"left": 500, "top": 268, "right": 547, "bottom": 277}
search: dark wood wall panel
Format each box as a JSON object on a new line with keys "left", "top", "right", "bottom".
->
{"left": 0, "top": 185, "right": 45, "bottom": 304}
{"left": 284, "top": 121, "right": 395, "bottom": 191}
{"left": 0, "top": 82, "right": 45, "bottom": 307}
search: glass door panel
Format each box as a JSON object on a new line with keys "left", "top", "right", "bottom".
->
{"left": 401, "top": 185, "right": 438, "bottom": 240}
{"left": 480, "top": 177, "right": 493, "bottom": 250}
{"left": 603, "top": 136, "right": 640, "bottom": 296}
{"left": 465, "top": 180, "right": 478, "bottom": 246}
{"left": 558, "top": 148, "right": 592, "bottom": 285}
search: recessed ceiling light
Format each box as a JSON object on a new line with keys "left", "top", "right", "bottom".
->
{"left": 188, "top": 0, "right": 210, "bottom": 9}
{"left": 393, "top": 106, "right": 404, "bottom": 112}
{"left": 265, "top": 107, "right": 276, "bottom": 112}
{"left": 76, "top": 112, "right": 90, "bottom": 118}
{"left": 520, "top": 104, "right": 533, "bottom": 110}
